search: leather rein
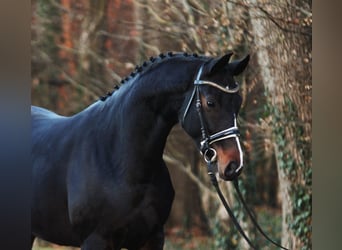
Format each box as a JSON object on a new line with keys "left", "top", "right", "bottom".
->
{"left": 182, "top": 65, "right": 290, "bottom": 250}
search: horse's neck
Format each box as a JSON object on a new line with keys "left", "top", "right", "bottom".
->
{"left": 124, "top": 59, "right": 202, "bottom": 127}
{"left": 74, "top": 59, "right": 202, "bottom": 177}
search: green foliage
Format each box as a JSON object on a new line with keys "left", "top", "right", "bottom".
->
{"left": 255, "top": 208, "right": 283, "bottom": 248}
{"left": 36, "top": 0, "right": 61, "bottom": 60}
{"left": 264, "top": 92, "right": 312, "bottom": 249}
{"left": 212, "top": 219, "right": 238, "bottom": 250}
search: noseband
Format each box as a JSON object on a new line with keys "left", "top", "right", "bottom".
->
{"left": 182, "top": 65, "right": 243, "bottom": 173}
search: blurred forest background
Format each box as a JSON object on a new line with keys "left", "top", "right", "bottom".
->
{"left": 31, "top": 0, "right": 311, "bottom": 249}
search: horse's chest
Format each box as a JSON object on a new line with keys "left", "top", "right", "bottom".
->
{"left": 105, "top": 183, "right": 172, "bottom": 248}
{"left": 68, "top": 162, "right": 174, "bottom": 246}
{"left": 107, "top": 176, "right": 173, "bottom": 227}
{"left": 110, "top": 183, "right": 166, "bottom": 227}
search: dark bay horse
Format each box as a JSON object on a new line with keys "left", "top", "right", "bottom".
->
{"left": 31, "top": 52, "right": 249, "bottom": 250}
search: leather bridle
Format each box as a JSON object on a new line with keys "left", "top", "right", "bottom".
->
{"left": 181, "top": 64, "right": 290, "bottom": 250}
{"left": 181, "top": 64, "right": 243, "bottom": 172}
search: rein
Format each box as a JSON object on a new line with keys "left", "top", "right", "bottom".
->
{"left": 207, "top": 161, "right": 290, "bottom": 250}
{"left": 183, "top": 65, "right": 290, "bottom": 250}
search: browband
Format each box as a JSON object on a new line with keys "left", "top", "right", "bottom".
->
{"left": 194, "top": 80, "right": 239, "bottom": 93}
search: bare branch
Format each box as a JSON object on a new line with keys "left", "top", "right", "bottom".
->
{"left": 163, "top": 154, "right": 217, "bottom": 200}
{"left": 97, "top": 30, "right": 161, "bottom": 55}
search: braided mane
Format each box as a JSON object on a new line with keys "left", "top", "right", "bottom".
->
{"left": 99, "top": 52, "right": 203, "bottom": 101}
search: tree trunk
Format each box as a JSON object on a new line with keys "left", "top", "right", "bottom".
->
{"left": 247, "top": 0, "right": 312, "bottom": 249}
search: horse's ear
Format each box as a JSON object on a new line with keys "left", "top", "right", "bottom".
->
{"left": 229, "top": 54, "right": 250, "bottom": 76}
{"left": 206, "top": 53, "right": 234, "bottom": 74}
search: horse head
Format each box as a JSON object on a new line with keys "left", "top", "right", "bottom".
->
{"left": 181, "top": 53, "right": 250, "bottom": 181}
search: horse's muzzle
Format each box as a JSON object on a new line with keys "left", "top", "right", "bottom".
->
{"left": 223, "top": 161, "right": 242, "bottom": 181}
{"left": 214, "top": 144, "right": 243, "bottom": 181}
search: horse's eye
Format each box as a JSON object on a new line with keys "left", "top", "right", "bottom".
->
{"left": 207, "top": 101, "right": 216, "bottom": 108}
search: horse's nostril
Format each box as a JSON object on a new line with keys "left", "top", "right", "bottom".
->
{"left": 224, "top": 161, "right": 239, "bottom": 180}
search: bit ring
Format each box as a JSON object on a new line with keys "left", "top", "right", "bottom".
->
{"left": 203, "top": 148, "right": 217, "bottom": 163}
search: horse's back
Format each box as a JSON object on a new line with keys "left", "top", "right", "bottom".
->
{"left": 31, "top": 105, "right": 65, "bottom": 123}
